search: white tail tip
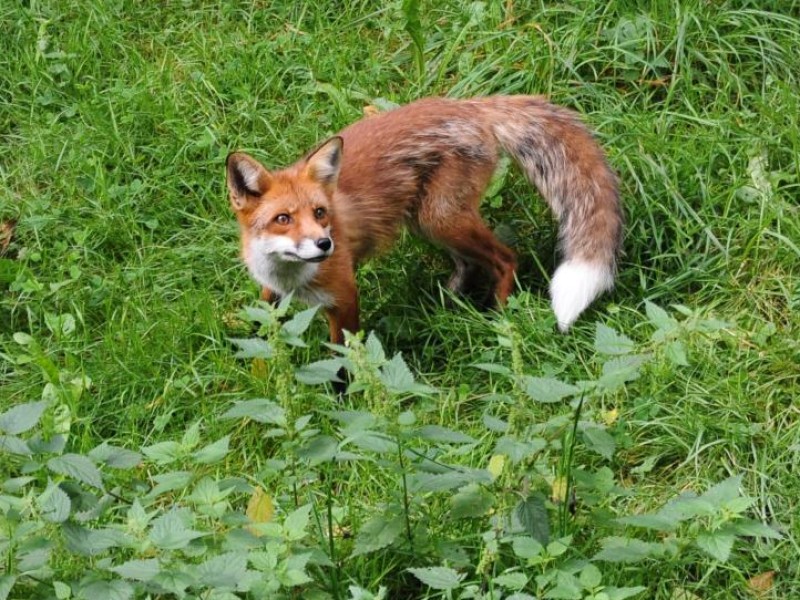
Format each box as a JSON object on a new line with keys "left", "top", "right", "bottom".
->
{"left": 550, "top": 260, "right": 614, "bottom": 332}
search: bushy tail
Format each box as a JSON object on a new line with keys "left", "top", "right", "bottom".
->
{"left": 482, "top": 96, "right": 623, "bottom": 331}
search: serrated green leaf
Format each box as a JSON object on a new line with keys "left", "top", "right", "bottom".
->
{"left": 221, "top": 399, "right": 286, "bottom": 426}
{"left": 723, "top": 495, "right": 756, "bottom": 514}
{"left": 284, "top": 504, "right": 312, "bottom": 540}
{"left": 347, "top": 430, "right": 397, "bottom": 454}
{"left": 228, "top": 337, "right": 273, "bottom": 359}
{"left": 380, "top": 353, "right": 415, "bottom": 393}
{"left": 38, "top": 481, "right": 71, "bottom": 523}
{"left": 605, "top": 586, "right": 648, "bottom": 600}
{"left": 282, "top": 306, "right": 318, "bottom": 337}
{"left": 352, "top": 514, "right": 404, "bottom": 557}
{"left": 141, "top": 441, "right": 182, "bottom": 465}
{"left": 697, "top": 316, "right": 731, "bottom": 333}
{"left": 415, "top": 425, "right": 475, "bottom": 444}
{"left": 364, "top": 331, "right": 387, "bottom": 364}
{"left": 0, "top": 435, "right": 32, "bottom": 455}
{"left": 616, "top": 513, "right": 678, "bottom": 532}
{"left": 0, "top": 575, "right": 16, "bottom": 600}
{"left": 495, "top": 436, "right": 547, "bottom": 463}
{"left": 53, "top": 580, "right": 70, "bottom": 599}
{"left": 730, "top": 518, "right": 782, "bottom": 539}
{"left": 450, "top": 484, "right": 494, "bottom": 519}
{"left": 410, "top": 469, "right": 492, "bottom": 493}
{"left": 62, "top": 523, "right": 133, "bottom": 556}
{"left": 582, "top": 426, "right": 616, "bottom": 460}
{"left": 659, "top": 493, "right": 716, "bottom": 521}
{"left": 149, "top": 510, "right": 207, "bottom": 550}
{"left": 592, "top": 536, "right": 664, "bottom": 563}
{"left": 181, "top": 421, "right": 202, "bottom": 449}
{"left": 109, "top": 559, "right": 160, "bottom": 582}
{"left": 482, "top": 414, "right": 509, "bottom": 432}
{"left": 512, "top": 536, "right": 544, "bottom": 559}
{"left": 408, "top": 566, "right": 464, "bottom": 591}
{"left": 28, "top": 432, "right": 66, "bottom": 454}
{"left": 188, "top": 477, "right": 234, "bottom": 512}
{"left": 18, "top": 546, "right": 51, "bottom": 573}
{"left": 548, "top": 536, "right": 570, "bottom": 554}
{"left": 284, "top": 551, "right": 313, "bottom": 578}
{"left": 148, "top": 470, "right": 193, "bottom": 498}
{"left": 281, "top": 567, "right": 314, "bottom": 587}
{"left": 127, "top": 499, "right": 151, "bottom": 531}
{"left": 241, "top": 305, "right": 274, "bottom": 324}
{"left": 579, "top": 564, "right": 602, "bottom": 589}
{"left": 595, "top": 324, "right": 635, "bottom": 355}
{"left": 695, "top": 531, "right": 735, "bottom": 561}
{"left": 295, "top": 358, "right": 344, "bottom": 384}
{"left": 523, "top": 376, "right": 580, "bottom": 403}
{"left": 328, "top": 410, "right": 377, "bottom": 429}
{"left": 297, "top": 434, "right": 338, "bottom": 465}
{"left": 47, "top": 454, "right": 103, "bottom": 489}
{"left": 88, "top": 443, "right": 142, "bottom": 469}
{"left": 645, "top": 300, "right": 677, "bottom": 331}
{"left": 699, "top": 475, "right": 742, "bottom": 505}
{"left": 151, "top": 570, "right": 195, "bottom": 595}
{"left": 76, "top": 579, "right": 133, "bottom": 600}
{"left": 0, "top": 401, "right": 48, "bottom": 435}
{"left": 665, "top": 340, "right": 689, "bottom": 366}
{"left": 515, "top": 493, "right": 550, "bottom": 544}
{"left": 397, "top": 410, "right": 416, "bottom": 426}
{"left": 2, "top": 476, "right": 36, "bottom": 492}
{"left": 598, "top": 354, "right": 649, "bottom": 391}
{"left": 494, "top": 572, "right": 528, "bottom": 590}
{"left": 191, "top": 435, "right": 230, "bottom": 464}
{"left": 543, "top": 570, "right": 582, "bottom": 599}
{"left": 195, "top": 552, "right": 248, "bottom": 589}
{"left": 472, "top": 362, "right": 512, "bottom": 375}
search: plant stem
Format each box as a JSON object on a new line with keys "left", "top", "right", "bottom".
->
{"left": 327, "top": 460, "right": 341, "bottom": 600}
{"left": 397, "top": 437, "right": 415, "bottom": 553}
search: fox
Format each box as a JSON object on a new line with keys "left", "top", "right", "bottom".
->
{"left": 226, "top": 95, "right": 622, "bottom": 346}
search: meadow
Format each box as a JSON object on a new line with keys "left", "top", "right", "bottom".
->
{"left": 1, "top": 1, "right": 798, "bottom": 598}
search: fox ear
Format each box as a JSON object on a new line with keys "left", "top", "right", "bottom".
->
{"left": 226, "top": 152, "right": 271, "bottom": 211}
{"left": 304, "top": 136, "right": 343, "bottom": 188}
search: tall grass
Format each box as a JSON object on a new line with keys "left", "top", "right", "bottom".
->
{"left": 1, "top": 1, "right": 798, "bottom": 598}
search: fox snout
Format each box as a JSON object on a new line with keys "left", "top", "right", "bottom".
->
{"left": 298, "top": 237, "right": 333, "bottom": 262}
{"left": 245, "top": 231, "right": 334, "bottom": 269}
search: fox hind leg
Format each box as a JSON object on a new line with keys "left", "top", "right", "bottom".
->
{"left": 426, "top": 212, "right": 517, "bottom": 307}
{"left": 447, "top": 254, "right": 496, "bottom": 309}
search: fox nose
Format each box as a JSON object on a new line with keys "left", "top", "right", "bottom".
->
{"left": 316, "top": 237, "right": 332, "bottom": 252}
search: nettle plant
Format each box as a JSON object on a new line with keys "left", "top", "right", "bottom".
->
{"left": 0, "top": 299, "right": 782, "bottom": 600}
{"left": 0, "top": 397, "right": 333, "bottom": 599}
{"left": 223, "top": 299, "right": 782, "bottom": 599}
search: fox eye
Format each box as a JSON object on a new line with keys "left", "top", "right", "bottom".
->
{"left": 274, "top": 213, "right": 291, "bottom": 225}
{"left": 314, "top": 207, "right": 327, "bottom": 219}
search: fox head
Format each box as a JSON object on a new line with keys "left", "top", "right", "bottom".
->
{"left": 226, "top": 137, "right": 343, "bottom": 282}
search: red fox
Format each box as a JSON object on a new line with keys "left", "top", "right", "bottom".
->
{"left": 226, "top": 96, "right": 622, "bottom": 344}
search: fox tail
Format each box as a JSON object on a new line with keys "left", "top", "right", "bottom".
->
{"left": 482, "top": 96, "right": 623, "bottom": 331}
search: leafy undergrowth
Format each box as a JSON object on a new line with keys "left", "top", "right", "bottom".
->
{"left": 1, "top": 1, "right": 799, "bottom": 599}
{"left": 0, "top": 301, "right": 789, "bottom": 599}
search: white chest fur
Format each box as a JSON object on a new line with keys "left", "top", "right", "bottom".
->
{"left": 245, "top": 237, "right": 334, "bottom": 307}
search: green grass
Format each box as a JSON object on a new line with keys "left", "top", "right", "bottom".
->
{"left": 1, "top": 0, "right": 799, "bottom": 598}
